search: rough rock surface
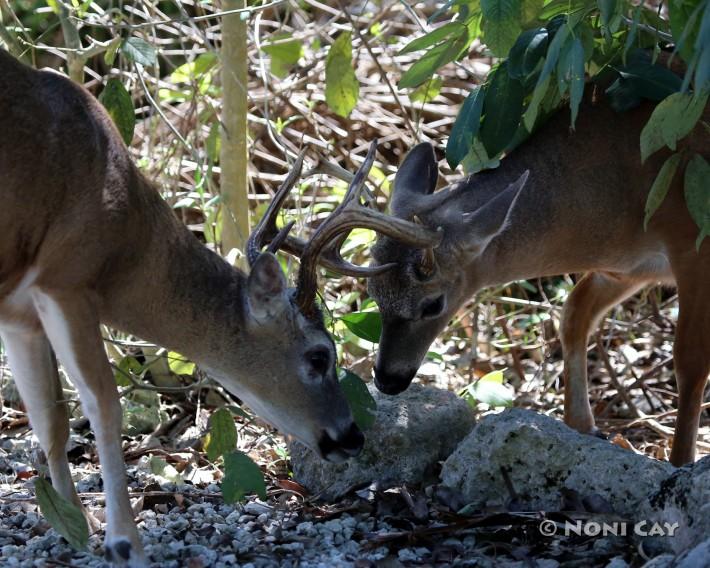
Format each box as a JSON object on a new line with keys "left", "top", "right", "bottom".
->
{"left": 641, "top": 538, "right": 710, "bottom": 568}
{"left": 641, "top": 455, "right": 710, "bottom": 554}
{"left": 440, "top": 408, "right": 675, "bottom": 516}
{"left": 289, "top": 384, "right": 476, "bottom": 499}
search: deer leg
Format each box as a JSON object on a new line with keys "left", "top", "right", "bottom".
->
{"left": 560, "top": 272, "right": 646, "bottom": 433}
{"left": 669, "top": 267, "right": 710, "bottom": 466}
{"left": 0, "top": 327, "right": 81, "bottom": 507}
{"left": 31, "top": 290, "right": 145, "bottom": 568}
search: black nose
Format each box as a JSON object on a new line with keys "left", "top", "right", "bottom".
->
{"left": 373, "top": 367, "right": 415, "bottom": 395}
{"left": 318, "top": 423, "right": 364, "bottom": 462}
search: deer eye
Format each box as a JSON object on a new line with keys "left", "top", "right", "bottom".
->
{"left": 307, "top": 348, "right": 330, "bottom": 376}
{"left": 420, "top": 295, "right": 445, "bottom": 320}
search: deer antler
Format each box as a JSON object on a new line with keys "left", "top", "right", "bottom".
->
{"left": 248, "top": 142, "right": 443, "bottom": 315}
{"left": 246, "top": 151, "right": 306, "bottom": 266}
{"left": 294, "top": 140, "right": 443, "bottom": 315}
{"left": 246, "top": 149, "right": 392, "bottom": 276}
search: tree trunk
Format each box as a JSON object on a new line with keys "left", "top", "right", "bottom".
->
{"left": 219, "top": 0, "right": 250, "bottom": 265}
{"left": 57, "top": 4, "right": 84, "bottom": 84}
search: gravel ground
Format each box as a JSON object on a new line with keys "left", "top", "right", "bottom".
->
{"left": 0, "top": 372, "right": 695, "bottom": 568}
{"left": 0, "top": 490, "right": 635, "bottom": 568}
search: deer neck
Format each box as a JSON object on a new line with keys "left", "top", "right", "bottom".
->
{"left": 97, "top": 190, "right": 249, "bottom": 366}
{"left": 448, "top": 162, "right": 646, "bottom": 293}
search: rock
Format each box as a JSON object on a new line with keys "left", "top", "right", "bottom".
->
{"left": 641, "top": 455, "right": 710, "bottom": 554}
{"left": 674, "top": 538, "right": 710, "bottom": 568}
{"left": 440, "top": 408, "right": 674, "bottom": 516}
{"left": 289, "top": 384, "right": 476, "bottom": 499}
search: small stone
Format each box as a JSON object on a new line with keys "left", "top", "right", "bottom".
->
{"left": 243, "top": 501, "right": 272, "bottom": 516}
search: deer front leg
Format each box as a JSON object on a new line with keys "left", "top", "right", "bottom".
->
{"left": 31, "top": 290, "right": 145, "bottom": 567}
{"left": 669, "top": 266, "right": 710, "bottom": 466}
{"left": 0, "top": 327, "right": 83, "bottom": 508}
{"left": 560, "top": 272, "right": 646, "bottom": 434}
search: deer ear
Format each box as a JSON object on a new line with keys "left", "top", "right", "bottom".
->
{"left": 392, "top": 142, "right": 439, "bottom": 219}
{"left": 247, "top": 253, "right": 289, "bottom": 322}
{"left": 459, "top": 170, "right": 529, "bottom": 254}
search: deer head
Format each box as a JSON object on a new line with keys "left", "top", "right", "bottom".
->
{"left": 367, "top": 142, "right": 529, "bottom": 394}
{"left": 228, "top": 153, "right": 366, "bottom": 462}
{"left": 249, "top": 141, "right": 449, "bottom": 394}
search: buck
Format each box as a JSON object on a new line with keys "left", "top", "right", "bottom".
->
{"left": 365, "top": 93, "right": 709, "bottom": 467}
{"left": 0, "top": 49, "right": 436, "bottom": 566}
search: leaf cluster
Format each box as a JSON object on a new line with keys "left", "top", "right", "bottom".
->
{"left": 398, "top": 0, "right": 710, "bottom": 243}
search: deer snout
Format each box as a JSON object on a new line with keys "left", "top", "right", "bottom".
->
{"left": 373, "top": 366, "right": 416, "bottom": 395}
{"left": 318, "top": 423, "right": 364, "bottom": 463}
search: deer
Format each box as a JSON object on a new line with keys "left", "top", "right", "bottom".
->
{"left": 0, "top": 48, "right": 438, "bottom": 566}
{"left": 365, "top": 91, "right": 709, "bottom": 468}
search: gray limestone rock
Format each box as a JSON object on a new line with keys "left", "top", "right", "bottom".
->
{"left": 440, "top": 408, "right": 675, "bottom": 516}
{"left": 641, "top": 455, "right": 710, "bottom": 554}
{"left": 289, "top": 384, "right": 476, "bottom": 499}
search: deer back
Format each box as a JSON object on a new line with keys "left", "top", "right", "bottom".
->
{"left": 368, "top": 90, "right": 709, "bottom": 394}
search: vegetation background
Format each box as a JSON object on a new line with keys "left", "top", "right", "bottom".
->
{"left": 0, "top": 0, "right": 708, "bottom": 563}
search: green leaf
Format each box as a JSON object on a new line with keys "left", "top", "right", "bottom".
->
{"left": 221, "top": 451, "right": 266, "bottom": 504}
{"left": 481, "top": 0, "right": 522, "bottom": 56}
{"left": 409, "top": 76, "right": 443, "bottom": 103}
{"left": 325, "top": 33, "right": 359, "bottom": 117}
{"left": 461, "top": 138, "right": 501, "bottom": 173}
{"left": 121, "top": 390, "right": 166, "bottom": 436}
{"left": 520, "top": 0, "right": 544, "bottom": 25}
{"left": 695, "top": 44, "right": 710, "bottom": 91}
{"left": 121, "top": 37, "right": 157, "bottom": 67}
{"left": 670, "top": 0, "right": 701, "bottom": 62}
{"left": 479, "top": 62, "right": 525, "bottom": 157}
{"left": 622, "top": 5, "right": 642, "bottom": 64}
{"left": 103, "top": 36, "right": 122, "bottom": 66}
{"left": 508, "top": 27, "right": 548, "bottom": 78}
{"left": 597, "top": 0, "right": 617, "bottom": 28}
{"left": 523, "top": 20, "right": 570, "bottom": 131}
{"left": 98, "top": 79, "right": 135, "bottom": 146}
{"left": 340, "top": 311, "right": 382, "bottom": 343}
{"left": 598, "top": 0, "right": 623, "bottom": 40}
{"left": 399, "top": 22, "right": 465, "bottom": 54}
{"left": 114, "top": 356, "right": 143, "bottom": 387}
{"left": 644, "top": 152, "right": 681, "bottom": 230}
{"left": 263, "top": 34, "right": 303, "bottom": 79}
{"left": 616, "top": 53, "right": 682, "bottom": 101}
{"left": 640, "top": 91, "right": 709, "bottom": 162}
{"left": 399, "top": 30, "right": 470, "bottom": 88}
{"left": 684, "top": 153, "right": 710, "bottom": 250}
{"left": 605, "top": 77, "right": 643, "bottom": 112}
{"left": 206, "top": 121, "right": 221, "bottom": 163}
{"left": 205, "top": 407, "right": 238, "bottom": 461}
{"left": 461, "top": 370, "right": 513, "bottom": 407}
{"left": 149, "top": 456, "right": 183, "bottom": 483}
{"left": 167, "top": 351, "right": 196, "bottom": 376}
{"left": 35, "top": 478, "right": 89, "bottom": 551}
{"left": 170, "top": 53, "right": 218, "bottom": 83}
{"left": 339, "top": 369, "right": 377, "bottom": 431}
{"left": 447, "top": 86, "right": 486, "bottom": 168}
{"left": 556, "top": 37, "right": 585, "bottom": 128}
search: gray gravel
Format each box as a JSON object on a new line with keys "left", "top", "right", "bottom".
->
{"left": 0, "top": 489, "right": 397, "bottom": 567}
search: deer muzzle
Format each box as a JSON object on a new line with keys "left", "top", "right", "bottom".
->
{"left": 317, "top": 422, "right": 365, "bottom": 463}
{"left": 373, "top": 366, "right": 417, "bottom": 395}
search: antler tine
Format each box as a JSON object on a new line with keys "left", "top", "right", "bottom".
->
{"left": 246, "top": 150, "right": 306, "bottom": 266}
{"left": 295, "top": 141, "right": 443, "bottom": 315}
{"left": 266, "top": 221, "right": 296, "bottom": 256}
{"left": 341, "top": 140, "right": 377, "bottom": 207}
{"left": 280, "top": 234, "right": 397, "bottom": 277}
